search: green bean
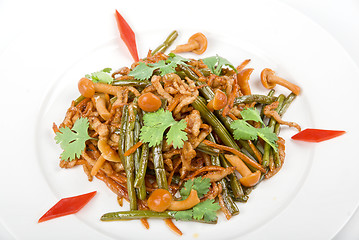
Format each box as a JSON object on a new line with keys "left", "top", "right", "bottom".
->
{"left": 118, "top": 105, "right": 129, "bottom": 168}
{"left": 152, "top": 30, "right": 178, "bottom": 55}
{"left": 219, "top": 154, "right": 245, "bottom": 201}
{"left": 191, "top": 97, "right": 238, "bottom": 150}
{"left": 199, "top": 68, "right": 211, "bottom": 77}
{"left": 233, "top": 94, "right": 277, "bottom": 106}
{"left": 100, "top": 210, "right": 217, "bottom": 224}
{"left": 74, "top": 95, "right": 86, "bottom": 106}
{"left": 272, "top": 92, "right": 297, "bottom": 167}
{"left": 112, "top": 79, "right": 151, "bottom": 88}
{"left": 125, "top": 104, "right": 137, "bottom": 210}
{"left": 207, "top": 134, "right": 239, "bottom": 216}
{"left": 214, "top": 111, "right": 261, "bottom": 161}
{"left": 133, "top": 107, "right": 147, "bottom": 200}
{"left": 177, "top": 64, "right": 199, "bottom": 81}
{"left": 261, "top": 94, "right": 285, "bottom": 167}
{"left": 196, "top": 142, "right": 220, "bottom": 156}
{"left": 152, "top": 141, "right": 168, "bottom": 190}
{"left": 134, "top": 143, "right": 149, "bottom": 189}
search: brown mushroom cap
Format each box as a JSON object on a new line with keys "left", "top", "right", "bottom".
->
{"left": 239, "top": 170, "right": 261, "bottom": 187}
{"left": 188, "top": 33, "right": 208, "bottom": 54}
{"left": 260, "top": 68, "right": 277, "bottom": 89}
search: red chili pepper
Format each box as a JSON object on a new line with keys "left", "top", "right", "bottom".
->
{"left": 114, "top": 10, "right": 139, "bottom": 62}
{"left": 291, "top": 128, "right": 346, "bottom": 142}
{"left": 38, "top": 191, "right": 97, "bottom": 223}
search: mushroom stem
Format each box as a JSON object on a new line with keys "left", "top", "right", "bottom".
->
{"left": 94, "top": 94, "right": 111, "bottom": 120}
{"left": 171, "top": 32, "right": 208, "bottom": 55}
{"left": 172, "top": 41, "right": 199, "bottom": 53}
{"left": 272, "top": 75, "right": 301, "bottom": 95}
{"left": 167, "top": 189, "right": 200, "bottom": 211}
{"left": 93, "top": 82, "right": 121, "bottom": 96}
{"left": 224, "top": 154, "right": 261, "bottom": 187}
{"left": 237, "top": 68, "right": 254, "bottom": 95}
{"left": 98, "top": 139, "right": 122, "bottom": 162}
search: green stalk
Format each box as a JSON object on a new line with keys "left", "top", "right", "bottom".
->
{"left": 152, "top": 141, "right": 168, "bottom": 190}
{"left": 133, "top": 107, "right": 147, "bottom": 200}
{"left": 125, "top": 104, "right": 137, "bottom": 210}
{"left": 100, "top": 210, "right": 217, "bottom": 224}
{"left": 261, "top": 94, "right": 285, "bottom": 168}
{"left": 152, "top": 30, "right": 178, "bottom": 55}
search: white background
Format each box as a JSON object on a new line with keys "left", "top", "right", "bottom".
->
{"left": 0, "top": 0, "right": 358, "bottom": 239}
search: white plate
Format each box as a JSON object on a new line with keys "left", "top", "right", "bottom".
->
{"left": 1, "top": 0, "right": 359, "bottom": 239}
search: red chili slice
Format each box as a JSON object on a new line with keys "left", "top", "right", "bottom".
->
{"left": 291, "top": 128, "right": 346, "bottom": 142}
{"left": 114, "top": 10, "right": 139, "bottom": 62}
{"left": 38, "top": 191, "right": 97, "bottom": 223}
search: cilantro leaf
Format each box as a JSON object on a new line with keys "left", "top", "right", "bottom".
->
{"left": 128, "top": 54, "right": 190, "bottom": 80}
{"left": 257, "top": 127, "right": 278, "bottom": 150}
{"left": 150, "top": 60, "right": 175, "bottom": 76}
{"left": 240, "top": 108, "right": 264, "bottom": 125}
{"left": 180, "top": 177, "right": 211, "bottom": 199}
{"left": 231, "top": 120, "right": 258, "bottom": 140}
{"left": 139, "top": 109, "right": 188, "bottom": 148}
{"left": 202, "top": 55, "right": 237, "bottom": 76}
{"left": 174, "top": 210, "right": 193, "bottom": 221}
{"left": 128, "top": 62, "right": 156, "bottom": 80}
{"left": 167, "top": 53, "right": 189, "bottom": 66}
{"left": 230, "top": 107, "right": 278, "bottom": 151}
{"left": 55, "top": 118, "right": 93, "bottom": 161}
{"left": 192, "top": 199, "right": 220, "bottom": 222}
{"left": 85, "top": 68, "right": 113, "bottom": 84}
{"left": 166, "top": 120, "right": 188, "bottom": 149}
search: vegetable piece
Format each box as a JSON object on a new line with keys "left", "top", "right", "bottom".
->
{"left": 168, "top": 189, "right": 200, "bottom": 211}
{"left": 152, "top": 30, "right": 179, "bottom": 55}
{"left": 207, "top": 89, "right": 227, "bottom": 111}
{"left": 78, "top": 78, "right": 95, "bottom": 98}
{"left": 202, "top": 55, "right": 237, "bottom": 76}
{"left": 94, "top": 93, "right": 111, "bottom": 120}
{"left": 133, "top": 142, "right": 149, "bottom": 190}
{"left": 114, "top": 10, "right": 139, "bottom": 62}
{"left": 100, "top": 210, "right": 217, "bottom": 224}
{"left": 112, "top": 79, "right": 151, "bottom": 88}
{"left": 38, "top": 191, "right": 96, "bottom": 223}
{"left": 192, "top": 199, "right": 221, "bottom": 222}
{"left": 55, "top": 118, "right": 93, "bottom": 161}
{"left": 291, "top": 128, "right": 346, "bottom": 142}
{"left": 98, "top": 139, "right": 122, "bottom": 162}
{"left": 85, "top": 68, "right": 114, "bottom": 84}
{"left": 230, "top": 108, "right": 278, "bottom": 151}
{"left": 180, "top": 177, "right": 211, "bottom": 199}
{"left": 128, "top": 53, "right": 189, "bottom": 80}
{"left": 225, "top": 154, "right": 261, "bottom": 187}
{"left": 237, "top": 68, "right": 254, "bottom": 95}
{"left": 125, "top": 104, "right": 137, "bottom": 210}
{"left": 147, "top": 189, "right": 172, "bottom": 212}
{"left": 152, "top": 141, "right": 168, "bottom": 190}
{"left": 118, "top": 105, "right": 128, "bottom": 168}
{"left": 171, "top": 32, "right": 208, "bottom": 55}
{"left": 138, "top": 92, "right": 162, "bottom": 112}
{"left": 261, "top": 68, "right": 300, "bottom": 95}
{"left": 139, "top": 109, "right": 188, "bottom": 148}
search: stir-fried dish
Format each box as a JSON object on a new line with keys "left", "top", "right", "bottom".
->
{"left": 53, "top": 30, "right": 302, "bottom": 235}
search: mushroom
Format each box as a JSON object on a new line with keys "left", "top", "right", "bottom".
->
{"left": 97, "top": 139, "right": 122, "bottom": 162}
{"left": 78, "top": 77, "right": 122, "bottom": 97}
{"left": 237, "top": 68, "right": 254, "bottom": 95}
{"left": 207, "top": 89, "right": 227, "bottom": 111}
{"left": 171, "top": 33, "right": 208, "bottom": 55}
{"left": 225, "top": 154, "right": 261, "bottom": 187}
{"left": 94, "top": 93, "right": 111, "bottom": 120}
{"left": 260, "top": 68, "right": 300, "bottom": 95}
{"left": 167, "top": 189, "right": 200, "bottom": 211}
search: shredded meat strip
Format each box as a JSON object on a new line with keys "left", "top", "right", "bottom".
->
{"left": 263, "top": 102, "right": 301, "bottom": 131}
